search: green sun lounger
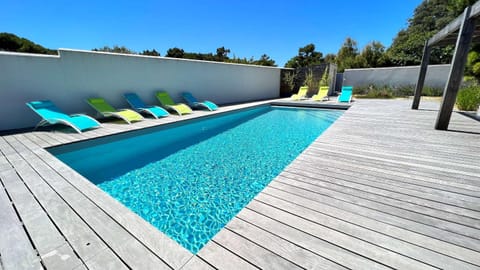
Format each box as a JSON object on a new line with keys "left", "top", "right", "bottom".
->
{"left": 182, "top": 92, "right": 218, "bottom": 111}
{"left": 337, "top": 86, "right": 353, "bottom": 103}
{"left": 26, "top": 100, "right": 101, "bottom": 133}
{"left": 87, "top": 97, "right": 144, "bottom": 124}
{"left": 312, "top": 86, "right": 329, "bottom": 101}
{"left": 291, "top": 86, "right": 308, "bottom": 100}
{"left": 124, "top": 93, "right": 169, "bottom": 118}
{"left": 155, "top": 91, "right": 193, "bottom": 115}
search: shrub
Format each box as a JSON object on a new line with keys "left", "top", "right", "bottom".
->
{"left": 282, "top": 71, "right": 296, "bottom": 90}
{"left": 456, "top": 85, "right": 480, "bottom": 111}
{"left": 353, "top": 85, "right": 394, "bottom": 98}
{"left": 395, "top": 85, "right": 414, "bottom": 97}
{"left": 352, "top": 84, "right": 442, "bottom": 98}
{"left": 319, "top": 66, "right": 329, "bottom": 87}
{"left": 422, "top": 86, "right": 443, "bottom": 96}
{"left": 304, "top": 69, "right": 316, "bottom": 91}
{"left": 363, "top": 89, "right": 394, "bottom": 98}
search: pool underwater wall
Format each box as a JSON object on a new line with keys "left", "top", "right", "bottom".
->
{"left": 0, "top": 49, "right": 281, "bottom": 131}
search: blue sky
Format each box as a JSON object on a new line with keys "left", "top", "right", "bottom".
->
{"left": 2, "top": 0, "right": 422, "bottom": 66}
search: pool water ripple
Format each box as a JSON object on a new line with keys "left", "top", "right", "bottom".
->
{"left": 53, "top": 106, "right": 343, "bottom": 253}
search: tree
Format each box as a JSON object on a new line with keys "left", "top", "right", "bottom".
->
{"left": 215, "top": 46, "right": 231, "bottom": 61}
{"left": 324, "top": 54, "right": 336, "bottom": 64}
{"left": 166, "top": 47, "right": 185, "bottom": 58}
{"left": 285, "top": 43, "right": 323, "bottom": 68}
{"left": 252, "top": 54, "right": 276, "bottom": 66}
{"left": 92, "top": 45, "right": 135, "bottom": 54}
{"left": 361, "top": 41, "right": 390, "bottom": 67}
{"left": 0, "top": 32, "right": 56, "bottom": 55}
{"left": 140, "top": 49, "right": 160, "bottom": 56}
{"left": 387, "top": 0, "right": 476, "bottom": 66}
{"left": 336, "top": 37, "right": 360, "bottom": 72}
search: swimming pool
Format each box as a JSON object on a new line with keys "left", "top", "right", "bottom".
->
{"left": 49, "top": 105, "right": 343, "bottom": 253}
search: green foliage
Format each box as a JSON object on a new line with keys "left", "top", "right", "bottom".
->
{"left": 456, "top": 85, "right": 480, "bottom": 110}
{"left": 0, "top": 32, "right": 56, "bottom": 55}
{"left": 395, "top": 85, "right": 415, "bottom": 97}
{"left": 319, "top": 66, "right": 329, "bottom": 86}
{"left": 92, "top": 45, "right": 136, "bottom": 54}
{"left": 166, "top": 46, "right": 276, "bottom": 66}
{"left": 324, "top": 53, "right": 336, "bottom": 64}
{"left": 422, "top": 86, "right": 443, "bottom": 96}
{"left": 335, "top": 37, "right": 374, "bottom": 72}
{"left": 465, "top": 44, "right": 480, "bottom": 80}
{"left": 215, "top": 46, "right": 230, "bottom": 61}
{"left": 361, "top": 41, "right": 390, "bottom": 67}
{"left": 282, "top": 70, "right": 297, "bottom": 90}
{"left": 251, "top": 54, "right": 276, "bottom": 66}
{"left": 140, "top": 49, "right": 160, "bottom": 56}
{"left": 336, "top": 37, "right": 358, "bottom": 72}
{"left": 363, "top": 89, "right": 395, "bottom": 99}
{"left": 166, "top": 47, "right": 185, "bottom": 58}
{"left": 285, "top": 43, "right": 323, "bottom": 68}
{"left": 354, "top": 84, "right": 443, "bottom": 99}
{"left": 387, "top": 0, "right": 474, "bottom": 66}
{"left": 304, "top": 69, "right": 316, "bottom": 90}
{"left": 354, "top": 85, "right": 394, "bottom": 98}
{"left": 227, "top": 54, "right": 276, "bottom": 66}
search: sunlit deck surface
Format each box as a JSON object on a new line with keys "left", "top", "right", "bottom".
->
{"left": 1, "top": 99, "right": 479, "bottom": 269}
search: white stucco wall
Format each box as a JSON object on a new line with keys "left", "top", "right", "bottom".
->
{"left": 0, "top": 49, "right": 281, "bottom": 131}
{"left": 343, "top": 64, "right": 451, "bottom": 89}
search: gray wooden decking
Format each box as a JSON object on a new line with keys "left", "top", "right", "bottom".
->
{"left": 1, "top": 99, "right": 479, "bottom": 269}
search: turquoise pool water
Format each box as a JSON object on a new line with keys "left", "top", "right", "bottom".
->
{"left": 49, "top": 106, "right": 343, "bottom": 253}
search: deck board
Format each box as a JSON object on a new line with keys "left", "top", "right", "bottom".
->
{"left": 1, "top": 99, "right": 479, "bottom": 269}
{"left": 226, "top": 217, "right": 348, "bottom": 270}
{"left": 0, "top": 174, "right": 42, "bottom": 270}
{"left": 0, "top": 161, "right": 84, "bottom": 269}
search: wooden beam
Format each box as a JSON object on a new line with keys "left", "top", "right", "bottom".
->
{"left": 428, "top": 1, "right": 480, "bottom": 47}
{"left": 435, "top": 7, "right": 476, "bottom": 130}
{"left": 412, "top": 41, "right": 431, "bottom": 110}
{"left": 428, "top": 16, "right": 463, "bottom": 47}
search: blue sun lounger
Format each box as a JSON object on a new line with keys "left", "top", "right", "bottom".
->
{"left": 182, "top": 92, "right": 218, "bottom": 111}
{"left": 337, "top": 86, "right": 353, "bottom": 103}
{"left": 26, "top": 100, "right": 101, "bottom": 133}
{"left": 124, "top": 93, "right": 169, "bottom": 118}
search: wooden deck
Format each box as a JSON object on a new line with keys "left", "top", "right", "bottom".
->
{"left": 1, "top": 98, "right": 479, "bottom": 269}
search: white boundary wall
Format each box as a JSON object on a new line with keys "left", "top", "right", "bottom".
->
{"left": 343, "top": 64, "right": 451, "bottom": 88}
{"left": 0, "top": 49, "right": 281, "bottom": 131}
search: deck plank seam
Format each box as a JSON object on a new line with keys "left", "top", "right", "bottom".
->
{"left": 295, "top": 153, "right": 480, "bottom": 190}
{"left": 290, "top": 158, "right": 480, "bottom": 207}
{"left": 312, "top": 139, "right": 480, "bottom": 162}
{"left": 280, "top": 171, "right": 480, "bottom": 231}
{"left": 12, "top": 136, "right": 177, "bottom": 269}
{"left": 251, "top": 198, "right": 459, "bottom": 269}
{"left": 300, "top": 157, "right": 480, "bottom": 197}
{"left": 197, "top": 241, "right": 260, "bottom": 270}
{"left": 0, "top": 169, "right": 45, "bottom": 269}
{"left": 266, "top": 181, "right": 480, "bottom": 249}
{"left": 284, "top": 165, "right": 480, "bottom": 219}
{"left": 276, "top": 174, "right": 480, "bottom": 240}
{"left": 244, "top": 202, "right": 399, "bottom": 270}
{"left": 178, "top": 255, "right": 215, "bottom": 270}
{"left": 232, "top": 216, "right": 349, "bottom": 269}
{"left": 259, "top": 188, "right": 480, "bottom": 265}
{"left": 2, "top": 138, "right": 91, "bottom": 269}
{"left": 222, "top": 227, "right": 307, "bottom": 269}
{"left": 304, "top": 147, "right": 480, "bottom": 179}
